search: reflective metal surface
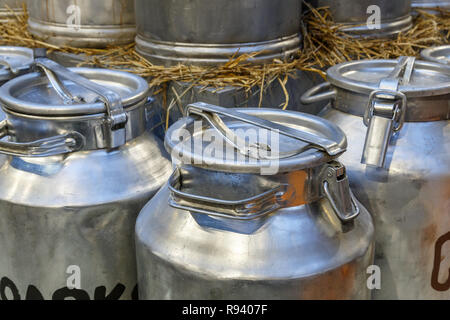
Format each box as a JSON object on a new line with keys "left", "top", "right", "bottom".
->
{"left": 0, "top": 46, "right": 34, "bottom": 84}
{"left": 135, "top": 0, "right": 302, "bottom": 66}
{"left": 0, "top": 62, "right": 173, "bottom": 300}
{"left": 307, "top": 0, "right": 412, "bottom": 38}
{"left": 412, "top": 0, "right": 450, "bottom": 10}
{"left": 421, "top": 45, "right": 450, "bottom": 65}
{"left": 136, "top": 107, "right": 375, "bottom": 300}
{"left": 27, "top": 0, "right": 136, "bottom": 48}
{"left": 319, "top": 107, "right": 450, "bottom": 300}
{"left": 0, "top": 0, "right": 24, "bottom": 22}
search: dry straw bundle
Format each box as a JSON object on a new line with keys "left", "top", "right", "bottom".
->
{"left": 0, "top": 3, "right": 448, "bottom": 107}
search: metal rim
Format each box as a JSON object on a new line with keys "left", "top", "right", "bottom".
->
{"left": 421, "top": 45, "right": 450, "bottom": 65}
{"left": 0, "top": 67, "right": 149, "bottom": 116}
{"left": 327, "top": 59, "right": 450, "bottom": 98}
{"left": 165, "top": 108, "right": 347, "bottom": 173}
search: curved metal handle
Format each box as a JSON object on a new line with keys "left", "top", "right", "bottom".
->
{"left": 186, "top": 102, "right": 344, "bottom": 157}
{"left": 300, "top": 82, "right": 337, "bottom": 105}
{"left": 168, "top": 168, "right": 292, "bottom": 220}
{"left": 0, "top": 120, "right": 84, "bottom": 157}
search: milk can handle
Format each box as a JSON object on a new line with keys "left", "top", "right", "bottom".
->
{"left": 300, "top": 82, "right": 337, "bottom": 105}
{"left": 168, "top": 168, "right": 292, "bottom": 220}
{"left": 0, "top": 120, "right": 84, "bottom": 157}
{"left": 186, "top": 102, "right": 344, "bottom": 157}
{"left": 34, "top": 58, "right": 128, "bottom": 148}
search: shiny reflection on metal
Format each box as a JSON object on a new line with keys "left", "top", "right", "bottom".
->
{"left": 321, "top": 163, "right": 360, "bottom": 223}
{"left": 0, "top": 63, "right": 151, "bottom": 151}
{"left": 421, "top": 45, "right": 450, "bottom": 65}
{"left": 168, "top": 168, "right": 290, "bottom": 221}
{"left": 34, "top": 58, "right": 128, "bottom": 148}
{"left": 301, "top": 57, "right": 450, "bottom": 298}
{"left": 0, "top": 46, "right": 34, "bottom": 83}
{"left": 137, "top": 106, "right": 373, "bottom": 299}
{"left": 412, "top": 0, "right": 450, "bottom": 10}
{"left": 166, "top": 107, "right": 348, "bottom": 173}
{"left": 0, "top": 0, "right": 24, "bottom": 22}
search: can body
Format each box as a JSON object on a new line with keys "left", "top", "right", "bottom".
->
{"left": 0, "top": 132, "right": 172, "bottom": 300}
{"left": 309, "top": 0, "right": 412, "bottom": 37}
{"left": 27, "top": 0, "right": 136, "bottom": 48}
{"left": 320, "top": 107, "right": 450, "bottom": 299}
{"left": 135, "top": 0, "right": 302, "bottom": 66}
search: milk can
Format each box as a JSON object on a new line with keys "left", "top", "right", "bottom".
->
{"left": 27, "top": 0, "right": 136, "bottom": 48}
{"left": 136, "top": 103, "right": 375, "bottom": 299}
{"left": 0, "top": 58, "right": 172, "bottom": 300}
{"left": 301, "top": 57, "right": 450, "bottom": 299}
{"left": 0, "top": 0, "right": 24, "bottom": 22}
{"left": 307, "top": 0, "right": 413, "bottom": 38}
{"left": 134, "top": 0, "right": 302, "bottom": 66}
{"left": 421, "top": 45, "right": 450, "bottom": 65}
{"left": 412, "top": 0, "right": 450, "bottom": 11}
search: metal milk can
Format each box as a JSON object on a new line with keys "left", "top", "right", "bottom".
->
{"left": 27, "top": 0, "right": 136, "bottom": 48}
{"left": 301, "top": 57, "right": 450, "bottom": 299}
{"left": 136, "top": 102, "right": 375, "bottom": 299}
{"left": 134, "top": 0, "right": 302, "bottom": 66}
{"left": 421, "top": 45, "right": 450, "bottom": 65}
{"left": 0, "top": 58, "right": 172, "bottom": 300}
{"left": 306, "top": 0, "right": 413, "bottom": 38}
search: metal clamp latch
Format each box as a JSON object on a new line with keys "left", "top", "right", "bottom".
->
{"left": 321, "top": 161, "right": 360, "bottom": 223}
{"left": 34, "top": 58, "right": 128, "bottom": 148}
{"left": 168, "top": 168, "right": 293, "bottom": 220}
{"left": 361, "top": 56, "right": 414, "bottom": 168}
{"left": 186, "top": 102, "right": 345, "bottom": 159}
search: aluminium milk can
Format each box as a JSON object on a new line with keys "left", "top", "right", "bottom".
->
{"left": 0, "top": 58, "right": 172, "bottom": 300}
{"left": 421, "top": 45, "right": 450, "bottom": 65}
{"left": 136, "top": 103, "right": 375, "bottom": 299}
{"left": 134, "top": 0, "right": 302, "bottom": 66}
{"left": 307, "top": 0, "right": 413, "bottom": 38}
{"left": 301, "top": 57, "right": 450, "bottom": 299}
{"left": 27, "top": 0, "right": 136, "bottom": 48}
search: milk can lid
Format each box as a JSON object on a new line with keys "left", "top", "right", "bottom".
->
{"left": 0, "top": 58, "right": 149, "bottom": 116}
{"left": 327, "top": 58, "right": 450, "bottom": 97}
{"left": 165, "top": 102, "right": 347, "bottom": 174}
{"left": 0, "top": 46, "right": 34, "bottom": 82}
{"left": 421, "top": 45, "right": 450, "bottom": 65}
